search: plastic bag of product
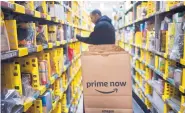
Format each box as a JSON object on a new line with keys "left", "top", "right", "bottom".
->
{"left": 1, "top": 20, "right": 10, "bottom": 52}
{"left": 1, "top": 89, "right": 24, "bottom": 113}
{"left": 21, "top": 74, "right": 36, "bottom": 97}
{"left": 174, "top": 68, "right": 182, "bottom": 86}
{"left": 170, "top": 23, "right": 184, "bottom": 60}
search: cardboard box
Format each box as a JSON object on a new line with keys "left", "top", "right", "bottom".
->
{"left": 81, "top": 45, "right": 133, "bottom": 113}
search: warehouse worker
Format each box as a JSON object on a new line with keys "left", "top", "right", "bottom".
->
{"left": 76, "top": 9, "right": 115, "bottom": 44}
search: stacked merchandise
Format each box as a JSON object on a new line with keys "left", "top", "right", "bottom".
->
{"left": 1, "top": 1, "right": 91, "bottom": 113}
{"left": 116, "top": 1, "right": 185, "bottom": 113}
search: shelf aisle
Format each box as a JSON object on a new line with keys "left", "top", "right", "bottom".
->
{"left": 115, "top": 1, "right": 185, "bottom": 113}
{"left": 1, "top": 1, "right": 91, "bottom": 113}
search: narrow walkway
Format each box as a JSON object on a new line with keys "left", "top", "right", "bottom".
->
{"left": 76, "top": 95, "right": 145, "bottom": 113}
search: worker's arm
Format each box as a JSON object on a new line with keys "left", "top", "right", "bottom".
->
{"left": 76, "top": 22, "right": 105, "bottom": 44}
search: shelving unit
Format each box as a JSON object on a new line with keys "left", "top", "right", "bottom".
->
{"left": 116, "top": 1, "right": 185, "bottom": 113}
{"left": 1, "top": 1, "right": 91, "bottom": 113}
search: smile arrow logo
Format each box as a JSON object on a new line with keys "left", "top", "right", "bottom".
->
{"left": 95, "top": 88, "right": 118, "bottom": 94}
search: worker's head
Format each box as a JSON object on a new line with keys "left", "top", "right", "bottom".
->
{"left": 90, "top": 9, "right": 102, "bottom": 24}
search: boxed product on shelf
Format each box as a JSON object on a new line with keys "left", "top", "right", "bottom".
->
{"left": 168, "top": 61, "right": 183, "bottom": 86}
{"left": 158, "top": 57, "right": 165, "bottom": 73}
{"left": 169, "top": 22, "right": 184, "bottom": 60}
{"left": 136, "top": 2, "right": 147, "bottom": 19}
{"left": 49, "top": 2, "right": 65, "bottom": 20}
{"left": 147, "top": 31, "right": 155, "bottom": 51}
{"left": 36, "top": 24, "right": 48, "bottom": 46}
{"left": 17, "top": 22, "right": 35, "bottom": 48}
{"left": 57, "top": 25, "right": 64, "bottom": 43}
{"left": 38, "top": 60, "right": 49, "bottom": 85}
{"left": 63, "top": 24, "right": 74, "bottom": 42}
{"left": 40, "top": 91, "right": 53, "bottom": 113}
{"left": 34, "top": 1, "right": 47, "bottom": 13}
{"left": 21, "top": 73, "right": 37, "bottom": 97}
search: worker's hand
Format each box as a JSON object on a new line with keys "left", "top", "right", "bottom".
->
{"left": 76, "top": 35, "right": 81, "bottom": 40}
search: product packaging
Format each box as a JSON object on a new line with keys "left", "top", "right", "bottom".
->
{"left": 41, "top": 91, "right": 52, "bottom": 113}
{"left": 1, "top": 89, "right": 24, "bottom": 113}
{"left": 39, "top": 60, "right": 49, "bottom": 85}
{"left": 34, "top": 1, "right": 44, "bottom": 13}
{"left": 36, "top": 25, "right": 48, "bottom": 45}
{"left": 57, "top": 25, "right": 64, "bottom": 43}
{"left": 168, "top": 23, "right": 175, "bottom": 54}
{"left": 21, "top": 73, "right": 36, "bottom": 97}
{"left": 1, "top": 20, "right": 10, "bottom": 52}
{"left": 17, "top": 22, "right": 35, "bottom": 48}
{"left": 174, "top": 69, "right": 182, "bottom": 86}
{"left": 170, "top": 23, "right": 184, "bottom": 60}
{"left": 82, "top": 45, "right": 132, "bottom": 113}
{"left": 158, "top": 57, "right": 165, "bottom": 73}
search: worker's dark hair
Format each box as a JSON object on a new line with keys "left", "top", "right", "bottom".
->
{"left": 91, "top": 9, "right": 102, "bottom": 16}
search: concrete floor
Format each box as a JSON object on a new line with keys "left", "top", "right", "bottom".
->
{"left": 76, "top": 95, "right": 145, "bottom": 113}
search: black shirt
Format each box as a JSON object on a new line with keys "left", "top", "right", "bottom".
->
{"left": 77, "top": 15, "right": 115, "bottom": 45}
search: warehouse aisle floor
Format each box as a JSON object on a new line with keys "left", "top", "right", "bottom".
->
{"left": 76, "top": 95, "right": 145, "bottom": 113}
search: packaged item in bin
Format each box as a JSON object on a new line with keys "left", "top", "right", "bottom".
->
{"left": 168, "top": 23, "right": 175, "bottom": 54}
{"left": 1, "top": 89, "right": 24, "bottom": 113}
{"left": 50, "top": 58, "right": 56, "bottom": 75}
{"left": 21, "top": 73, "right": 36, "bottom": 97}
{"left": 1, "top": 20, "right": 10, "bottom": 52}
{"left": 68, "top": 47, "right": 74, "bottom": 62}
{"left": 41, "top": 91, "right": 52, "bottom": 113}
{"left": 36, "top": 25, "right": 47, "bottom": 45}
{"left": 170, "top": 23, "right": 184, "bottom": 60}
{"left": 168, "top": 66, "right": 175, "bottom": 78}
{"left": 17, "top": 22, "right": 35, "bottom": 48}
{"left": 34, "top": 1, "right": 44, "bottom": 13}
{"left": 57, "top": 25, "right": 64, "bottom": 42}
{"left": 48, "top": 32, "right": 56, "bottom": 43}
{"left": 158, "top": 57, "right": 165, "bottom": 73}
{"left": 39, "top": 60, "right": 49, "bottom": 85}
{"left": 174, "top": 69, "right": 182, "bottom": 86}
{"left": 160, "top": 31, "right": 167, "bottom": 52}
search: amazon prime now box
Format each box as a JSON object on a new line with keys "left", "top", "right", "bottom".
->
{"left": 81, "top": 45, "right": 132, "bottom": 113}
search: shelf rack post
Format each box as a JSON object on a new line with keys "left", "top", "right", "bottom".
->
{"left": 33, "top": 99, "right": 43, "bottom": 113}
{"left": 52, "top": 102, "right": 62, "bottom": 113}
{"left": 15, "top": 56, "right": 46, "bottom": 95}
{"left": 180, "top": 95, "right": 185, "bottom": 113}
{"left": 164, "top": 59, "right": 169, "bottom": 80}
{"left": 180, "top": 34, "right": 185, "bottom": 65}
{"left": 180, "top": 68, "right": 185, "bottom": 93}
{"left": 2, "top": 62, "right": 23, "bottom": 95}
{"left": 155, "top": 55, "right": 159, "bottom": 70}
{"left": 163, "top": 82, "right": 175, "bottom": 101}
